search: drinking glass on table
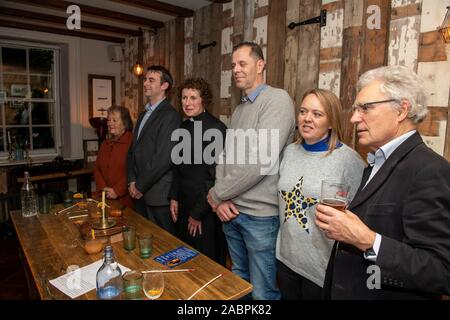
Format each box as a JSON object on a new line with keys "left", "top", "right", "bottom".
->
{"left": 122, "top": 225, "right": 136, "bottom": 251}
{"left": 320, "top": 180, "right": 350, "bottom": 211}
{"left": 143, "top": 270, "right": 164, "bottom": 300}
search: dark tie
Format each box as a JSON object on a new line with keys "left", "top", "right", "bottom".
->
{"left": 354, "top": 165, "right": 373, "bottom": 197}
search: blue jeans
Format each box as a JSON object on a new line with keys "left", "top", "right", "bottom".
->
{"left": 223, "top": 212, "right": 281, "bottom": 300}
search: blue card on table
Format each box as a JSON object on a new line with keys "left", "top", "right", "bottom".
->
{"left": 154, "top": 246, "right": 199, "bottom": 268}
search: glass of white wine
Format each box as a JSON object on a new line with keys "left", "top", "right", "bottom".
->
{"left": 143, "top": 270, "right": 164, "bottom": 300}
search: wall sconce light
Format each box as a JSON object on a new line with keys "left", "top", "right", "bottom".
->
{"left": 133, "top": 62, "right": 144, "bottom": 76}
{"left": 198, "top": 41, "right": 217, "bottom": 54}
{"left": 439, "top": 6, "right": 450, "bottom": 43}
{"left": 288, "top": 9, "right": 327, "bottom": 29}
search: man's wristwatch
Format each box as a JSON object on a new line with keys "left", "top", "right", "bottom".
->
{"left": 364, "top": 247, "right": 376, "bottom": 258}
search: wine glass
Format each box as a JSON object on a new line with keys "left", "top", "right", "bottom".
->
{"left": 143, "top": 270, "right": 164, "bottom": 300}
{"left": 320, "top": 180, "right": 350, "bottom": 211}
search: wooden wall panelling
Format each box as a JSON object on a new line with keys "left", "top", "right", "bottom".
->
{"left": 184, "top": 17, "right": 194, "bottom": 78}
{"left": 244, "top": 0, "right": 255, "bottom": 41}
{"left": 294, "top": 0, "right": 322, "bottom": 107}
{"left": 418, "top": 107, "right": 448, "bottom": 137}
{"left": 210, "top": 3, "right": 224, "bottom": 117}
{"left": 220, "top": 3, "right": 233, "bottom": 121}
{"left": 360, "top": 0, "right": 391, "bottom": 74}
{"left": 175, "top": 17, "right": 185, "bottom": 88}
{"left": 445, "top": 90, "right": 450, "bottom": 161}
{"left": 267, "top": 0, "right": 287, "bottom": 88}
{"left": 340, "top": 0, "right": 364, "bottom": 147}
{"left": 418, "top": 30, "right": 448, "bottom": 62}
{"left": 319, "top": 1, "right": 344, "bottom": 97}
{"left": 356, "top": 0, "right": 391, "bottom": 158}
{"left": 388, "top": 0, "right": 421, "bottom": 71}
{"left": 230, "top": 0, "right": 246, "bottom": 115}
{"left": 417, "top": 1, "right": 450, "bottom": 158}
{"left": 193, "top": 4, "right": 222, "bottom": 117}
{"left": 284, "top": 0, "right": 301, "bottom": 100}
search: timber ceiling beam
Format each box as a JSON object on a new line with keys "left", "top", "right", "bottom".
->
{"left": 110, "top": 0, "right": 194, "bottom": 17}
{"left": 8, "top": 0, "right": 164, "bottom": 28}
{"left": 0, "top": 19, "right": 125, "bottom": 43}
{"left": 0, "top": 7, "right": 142, "bottom": 36}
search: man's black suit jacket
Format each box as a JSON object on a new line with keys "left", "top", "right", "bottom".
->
{"left": 325, "top": 132, "right": 450, "bottom": 299}
{"left": 127, "top": 99, "right": 181, "bottom": 206}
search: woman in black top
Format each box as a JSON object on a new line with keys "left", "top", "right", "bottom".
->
{"left": 169, "top": 78, "right": 227, "bottom": 265}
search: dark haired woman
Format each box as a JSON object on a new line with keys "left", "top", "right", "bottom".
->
{"left": 93, "top": 105, "right": 134, "bottom": 209}
{"left": 169, "top": 78, "right": 227, "bottom": 265}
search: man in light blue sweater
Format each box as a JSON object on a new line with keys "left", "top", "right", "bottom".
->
{"left": 207, "top": 42, "right": 295, "bottom": 300}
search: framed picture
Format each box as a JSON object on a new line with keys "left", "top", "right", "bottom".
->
{"left": 88, "top": 74, "right": 115, "bottom": 118}
{"left": 10, "top": 84, "right": 28, "bottom": 97}
{"left": 83, "top": 139, "right": 100, "bottom": 167}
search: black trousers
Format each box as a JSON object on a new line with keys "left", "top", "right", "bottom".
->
{"left": 277, "top": 260, "right": 324, "bottom": 300}
{"left": 176, "top": 210, "right": 227, "bottom": 266}
{"left": 135, "top": 199, "right": 176, "bottom": 236}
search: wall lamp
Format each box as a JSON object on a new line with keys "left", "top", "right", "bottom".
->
{"left": 288, "top": 9, "right": 327, "bottom": 30}
{"left": 439, "top": 6, "right": 450, "bottom": 43}
{"left": 198, "top": 41, "right": 217, "bottom": 53}
{"left": 133, "top": 62, "right": 144, "bottom": 76}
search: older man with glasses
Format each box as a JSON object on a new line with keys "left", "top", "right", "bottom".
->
{"left": 316, "top": 65, "right": 450, "bottom": 299}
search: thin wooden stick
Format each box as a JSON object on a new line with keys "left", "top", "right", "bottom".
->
{"left": 142, "top": 268, "right": 195, "bottom": 274}
{"left": 187, "top": 273, "right": 223, "bottom": 300}
{"left": 68, "top": 214, "right": 88, "bottom": 220}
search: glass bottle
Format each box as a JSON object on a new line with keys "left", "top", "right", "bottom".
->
{"left": 21, "top": 171, "right": 38, "bottom": 217}
{"left": 96, "top": 245, "right": 123, "bottom": 300}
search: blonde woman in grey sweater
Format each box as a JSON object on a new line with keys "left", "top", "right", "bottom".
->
{"left": 276, "top": 89, "right": 365, "bottom": 300}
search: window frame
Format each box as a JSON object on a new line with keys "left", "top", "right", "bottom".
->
{"left": 0, "top": 40, "right": 62, "bottom": 163}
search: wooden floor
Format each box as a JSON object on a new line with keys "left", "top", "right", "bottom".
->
{"left": 0, "top": 222, "right": 29, "bottom": 300}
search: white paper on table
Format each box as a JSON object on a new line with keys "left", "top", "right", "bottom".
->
{"left": 49, "top": 260, "right": 131, "bottom": 299}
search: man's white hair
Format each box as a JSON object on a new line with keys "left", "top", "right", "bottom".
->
{"left": 357, "top": 65, "right": 428, "bottom": 124}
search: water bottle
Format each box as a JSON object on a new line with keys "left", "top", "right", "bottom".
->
{"left": 96, "top": 245, "right": 123, "bottom": 299}
{"left": 21, "top": 171, "right": 38, "bottom": 217}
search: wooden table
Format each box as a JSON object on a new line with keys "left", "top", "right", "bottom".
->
{"left": 10, "top": 205, "right": 253, "bottom": 300}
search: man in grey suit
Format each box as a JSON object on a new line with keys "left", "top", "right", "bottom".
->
{"left": 127, "top": 65, "right": 181, "bottom": 234}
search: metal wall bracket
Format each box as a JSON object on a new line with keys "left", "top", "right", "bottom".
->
{"left": 288, "top": 9, "right": 327, "bottom": 30}
{"left": 198, "top": 41, "right": 217, "bottom": 53}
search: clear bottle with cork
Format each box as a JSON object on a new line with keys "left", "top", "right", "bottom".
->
{"left": 96, "top": 245, "right": 123, "bottom": 299}
{"left": 21, "top": 171, "right": 38, "bottom": 217}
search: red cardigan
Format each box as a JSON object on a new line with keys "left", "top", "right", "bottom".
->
{"left": 93, "top": 131, "right": 134, "bottom": 209}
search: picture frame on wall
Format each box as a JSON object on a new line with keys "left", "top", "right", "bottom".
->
{"left": 10, "top": 84, "right": 28, "bottom": 97}
{"left": 88, "top": 74, "right": 115, "bottom": 118}
{"left": 83, "top": 139, "right": 100, "bottom": 168}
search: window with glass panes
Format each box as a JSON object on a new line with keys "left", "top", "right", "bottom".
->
{"left": 0, "top": 42, "right": 59, "bottom": 158}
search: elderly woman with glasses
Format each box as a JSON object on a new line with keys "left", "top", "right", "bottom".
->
{"left": 93, "top": 105, "right": 134, "bottom": 209}
{"left": 276, "top": 88, "right": 365, "bottom": 300}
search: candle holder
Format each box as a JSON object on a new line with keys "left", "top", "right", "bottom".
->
{"left": 92, "top": 197, "right": 116, "bottom": 230}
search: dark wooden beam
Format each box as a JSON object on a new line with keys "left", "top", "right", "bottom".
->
{"left": 340, "top": 0, "right": 363, "bottom": 148}
{"left": 0, "top": 7, "right": 142, "bottom": 36}
{"left": 266, "top": 0, "right": 286, "bottom": 89}
{"left": 110, "top": 0, "right": 194, "bottom": 17}
{"left": 0, "top": 19, "right": 125, "bottom": 43}
{"left": 10, "top": 0, "right": 164, "bottom": 28}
